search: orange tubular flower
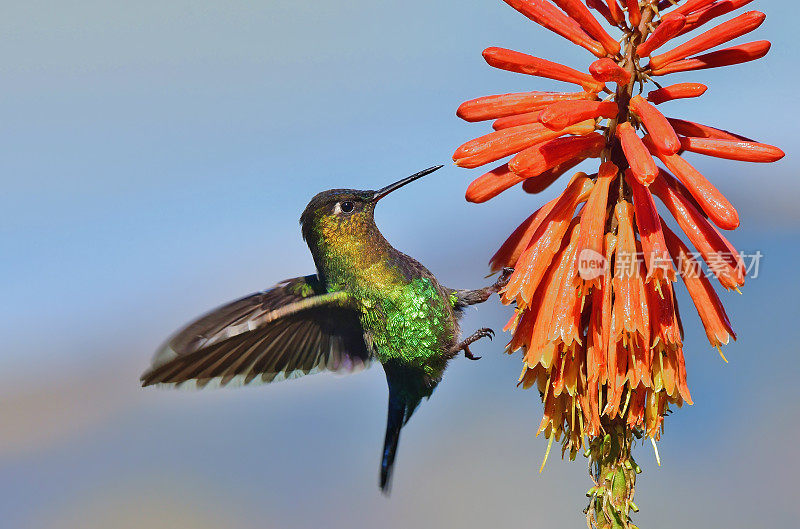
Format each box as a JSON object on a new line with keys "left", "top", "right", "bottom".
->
{"left": 503, "top": 0, "right": 607, "bottom": 57}
{"left": 650, "top": 40, "right": 771, "bottom": 75}
{"left": 678, "top": 136, "right": 785, "bottom": 162}
{"left": 509, "top": 132, "right": 605, "bottom": 177}
{"left": 452, "top": 2, "right": 780, "bottom": 526}
{"left": 539, "top": 100, "right": 618, "bottom": 130}
{"left": 605, "top": 0, "right": 624, "bottom": 25}
{"left": 612, "top": 201, "right": 649, "bottom": 349}
{"left": 637, "top": 14, "right": 686, "bottom": 57}
{"left": 492, "top": 110, "right": 543, "bottom": 130}
{"left": 645, "top": 277, "right": 683, "bottom": 352}
{"left": 649, "top": 11, "right": 766, "bottom": 69}
{"left": 503, "top": 175, "right": 593, "bottom": 306}
{"left": 663, "top": 223, "right": 737, "bottom": 349}
{"left": 453, "top": 120, "right": 595, "bottom": 168}
{"left": 465, "top": 164, "right": 521, "bottom": 203}
{"left": 576, "top": 161, "right": 617, "bottom": 289}
{"left": 643, "top": 136, "right": 740, "bottom": 230}
{"left": 589, "top": 58, "right": 632, "bottom": 84}
{"left": 667, "top": 117, "right": 752, "bottom": 141}
{"left": 457, "top": 91, "right": 596, "bottom": 122}
{"left": 629, "top": 95, "right": 680, "bottom": 154}
{"left": 585, "top": 0, "right": 617, "bottom": 26}
{"left": 650, "top": 173, "right": 745, "bottom": 290}
{"left": 549, "top": 224, "right": 586, "bottom": 348}
{"left": 647, "top": 82, "right": 707, "bottom": 104}
{"left": 553, "top": 0, "right": 621, "bottom": 54}
{"left": 628, "top": 172, "right": 675, "bottom": 284}
{"left": 483, "top": 47, "right": 605, "bottom": 91}
{"left": 490, "top": 198, "right": 560, "bottom": 272}
{"left": 522, "top": 156, "right": 585, "bottom": 193}
{"left": 679, "top": 0, "right": 756, "bottom": 36}
{"left": 523, "top": 220, "right": 582, "bottom": 369}
{"left": 662, "top": 0, "right": 716, "bottom": 19}
{"left": 616, "top": 122, "right": 658, "bottom": 184}
{"left": 624, "top": 0, "right": 641, "bottom": 26}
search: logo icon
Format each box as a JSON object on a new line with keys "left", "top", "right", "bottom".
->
{"left": 578, "top": 248, "right": 606, "bottom": 281}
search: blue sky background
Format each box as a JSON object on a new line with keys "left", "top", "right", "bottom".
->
{"left": 1, "top": 1, "right": 798, "bottom": 527}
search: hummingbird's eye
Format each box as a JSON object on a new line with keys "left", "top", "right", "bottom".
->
{"left": 340, "top": 201, "right": 355, "bottom": 213}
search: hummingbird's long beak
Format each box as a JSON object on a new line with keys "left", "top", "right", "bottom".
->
{"left": 371, "top": 165, "right": 444, "bottom": 202}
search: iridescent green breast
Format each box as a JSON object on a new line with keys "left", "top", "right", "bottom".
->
{"left": 323, "top": 251, "right": 456, "bottom": 375}
{"left": 361, "top": 276, "right": 456, "bottom": 370}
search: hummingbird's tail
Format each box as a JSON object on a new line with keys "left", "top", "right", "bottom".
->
{"left": 380, "top": 361, "right": 435, "bottom": 494}
{"left": 379, "top": 392, "right": 407, "bottom": 494}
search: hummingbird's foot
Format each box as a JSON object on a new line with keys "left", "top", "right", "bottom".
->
{"left": 493, "top": 267, "right": 514, "bottom": 292}
{"left": 451, "top": 327, "right": 495, "bottom": 360}
{"left": 450, "top": 268, "right": 515, "bottom": 309}
{"left": 463, "top": 346, "right": 481, "bottom": 361}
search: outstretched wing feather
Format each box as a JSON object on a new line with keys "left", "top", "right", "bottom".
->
{"left": 140, "top": 275, "right": 372, "bottom": 388}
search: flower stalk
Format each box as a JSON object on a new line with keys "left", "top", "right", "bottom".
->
{"left": 585, "top": 422, "right": 642, "bottom": 529}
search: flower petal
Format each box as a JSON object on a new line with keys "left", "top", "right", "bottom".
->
{"left": 650, "top": 40, "right": 771, "bottom": 75}
{"left": 465, "top": 163, "right": 523, "bottom": 203}
{"left": 589, "top": 58, "right": 632, "bottom": 85}
{"left": 453, "top": 122, "right": 590, "bottom": 168}
{"left": 666, "top": 117, "right": 753, "bottom": 141}
{"left": 679, "top": 0, "right": 756, "bottom": 37}
{"left": 503, "top": 174, "right": 594, "bottom": 305}
{"left": 628, "top": 173, "right": 676, "bottom": 283}
{"left": 650, "top": 10, "right": 766, "bottom": 69}
{"left": 651, "top": 172, "right": 745, "bottom": 290}
{"left": 638, "top": 14, "right": 686, "bottom": 57}
{"left": 540, "top": 99, "right": 618, "bottom": 130}
{"left": 576, "top": 161, "right": 616, "bottom": 289}
{"left": 630, "top": 95, "right": 681, "bottom": 155}
{"left": 616, "top": 122, "right": 658, "bottom": 185}
{"left": 509, "top": 132, "right": 604, "bottom": 178}
{"left": 457, "top": 91, "right": 595, "bottom": 122}
{"left": 679, "top": 136, "right": 785, "bottom": 163}
{"left": 522, "top": 156, "right": 585, "bottom": 193}
{"left": 492, "top": 110, "right": 544, "bottom": 130}
{"left": 647, "top": 83, "right": 707, "bottom": 105}
{"left": 502, "top": 0, "right": 607, "bottom": 57}
{"left": 643, "top": 135, "right": 740, "bottom": 230}
{"left": 662, "top": 223, "right": 737, "bottom": 348}
{"left": 552, "top": 0, "right": 621, "bottom": 54}
{"left": 483, "top": 47, "right": 606, "bottom": 91}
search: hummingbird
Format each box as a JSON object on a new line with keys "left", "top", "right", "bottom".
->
{"left": 140, "top": 165, "right": 512, "bottom": 493}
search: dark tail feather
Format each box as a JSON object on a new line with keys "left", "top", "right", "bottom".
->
{"left": 379, "top": 392, "right": 406, "bottom": 494}
{"left": 379, "top": 361, "right": 435, "bottom": 494}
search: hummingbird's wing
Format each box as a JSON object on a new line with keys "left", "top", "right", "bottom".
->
{"left": 140, "top": 275, "right": 372, "bottom": 389}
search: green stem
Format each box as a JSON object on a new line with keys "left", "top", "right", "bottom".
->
{"left": 586, "top": 420, "right": 641, "bottom": 529}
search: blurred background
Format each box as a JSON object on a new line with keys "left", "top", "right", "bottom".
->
{"left": 2, "top": 1, "right": 798, "bottom": 527}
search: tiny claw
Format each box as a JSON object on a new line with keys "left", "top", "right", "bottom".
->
{"left": 451, "top": 327, "right": 495, "bottom": 361}
{"left": 464, "top": 346, "right": 482, "bottom": 361}
{"left": 495, "top": 268, "right": 514, "bottom": 290}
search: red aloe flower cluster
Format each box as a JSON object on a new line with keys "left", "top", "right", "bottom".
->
{"left": 454, "top": 0, "right": 782, "bottom": 526}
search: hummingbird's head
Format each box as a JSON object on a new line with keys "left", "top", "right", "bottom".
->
{"left": 299, "top": 165, "right": 443, "bottom": 245}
